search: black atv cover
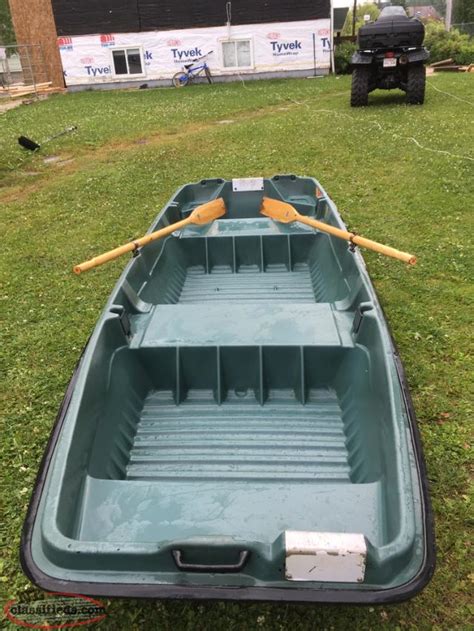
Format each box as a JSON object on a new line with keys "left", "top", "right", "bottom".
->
{"left": 358, "top": 14, "right": 425, "bottom": 50}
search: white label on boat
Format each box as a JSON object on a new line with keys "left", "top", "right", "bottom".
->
{"left": 285, "top": 531, "right": 367, "bottom": 582}
{"left": 232, "top": 177, "right": 264, "bottom": 192}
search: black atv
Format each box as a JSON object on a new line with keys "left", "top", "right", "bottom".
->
{"left": 350, "top": 6, "right": 429, "bottom": 106}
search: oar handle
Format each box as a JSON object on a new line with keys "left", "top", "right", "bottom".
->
{"left": 299, "top": 215, "right": 416, "bottom": 265}
{"left": 73, "top": 217, "right": 189, "bottom": 274}
{"left": 350, "top": 234, "right": 416, "bottom": 265}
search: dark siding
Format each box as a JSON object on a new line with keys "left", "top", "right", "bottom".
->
{"left": 53, "top": 0, "right": 330, "bottom": 36}
{"left": 52, "top": 1, "right": 140, "bottom": 36}
{"left": 138, "top": 1, "right": 330, "bottom": 30}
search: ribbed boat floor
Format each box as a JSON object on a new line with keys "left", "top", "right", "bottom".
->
{"left": 177, "top": 264, "right": 323, "bottom": 303}
{"left": 126, "top": 389, "right": 352, "bottom": 482}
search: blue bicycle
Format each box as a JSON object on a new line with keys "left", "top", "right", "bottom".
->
{"left": 172, "top": 51, "right": 213, "bottom": 87}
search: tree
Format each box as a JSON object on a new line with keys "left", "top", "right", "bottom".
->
{"left": 0, "top": 0, "right": 16, "bottom": 45}
{"left": 342, "top": 3, "right": 381, "bottom": 36}
{"left": 431, "top": 0, "right": 447, "bottom": 18}
{"left": 453, "top": 0, "right": 474, "bottom": 25}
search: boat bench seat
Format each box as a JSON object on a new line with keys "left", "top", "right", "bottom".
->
{"left": 130, "top": 303, "right": 355, "bottom": 349}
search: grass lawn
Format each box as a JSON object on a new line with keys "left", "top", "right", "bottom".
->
{"left": 1, "top": 74, "right": 473, "bottom": 630}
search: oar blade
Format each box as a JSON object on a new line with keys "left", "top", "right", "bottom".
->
{"left": 189, "top": 198, "right": 226, "bottom": 225}
{"left": 260, "top": 197, "right": 299, "bottom": 223}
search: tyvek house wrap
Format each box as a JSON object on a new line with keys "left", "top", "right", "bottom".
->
{"left": 58, "top": 19, "right": 331, "bottom": 86}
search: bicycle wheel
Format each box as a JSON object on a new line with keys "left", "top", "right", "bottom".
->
{"left": 204, "top": 66, "right": 212, "bottom": 84}
{"left": 172, "top": 72, "right": 189, "bottom": 88}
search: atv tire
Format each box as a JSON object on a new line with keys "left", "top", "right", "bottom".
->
{"left": 351, "top": 66, "right": 370, "bottom": 107}
{"left": 406, "top": 64, "right": 425, "bottom": 105}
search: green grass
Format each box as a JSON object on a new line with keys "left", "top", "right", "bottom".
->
{"left": 1, "top": 75, "right": 473, "bottom": 630}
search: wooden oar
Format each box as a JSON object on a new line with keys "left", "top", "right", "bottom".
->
{"left": 260, "top": 197, "right": 416, "bottom": 265}
{"left": 74, "top": 198, "right": 226, "bottom": 274}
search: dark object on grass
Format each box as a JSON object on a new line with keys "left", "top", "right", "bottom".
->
{"left": 139, "top": 83, "right": 149, "bottom": 89}
{"left": 351, "top": 6, "right": 429, "bottom": 106}
{"left": 18, "top": 126, "right": 77, "bottom": 151}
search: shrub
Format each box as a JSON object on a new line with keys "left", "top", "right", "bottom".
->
{"left": 455, "top": 42, "right": 474, "bottom": 64}
{"left": 424, "top": 21, "right": 474, "bottom": 64}
{"left": 335, "top": 41, "right": 357, "bottom": 74}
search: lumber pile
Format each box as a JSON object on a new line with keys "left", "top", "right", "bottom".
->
{"left": 430, "top": 58, "right": 474, "bottom": 73}
{"left": 0, "top": 81, "right": 65, "bottom": 98}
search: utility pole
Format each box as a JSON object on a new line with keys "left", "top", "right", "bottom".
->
{"left": 352, "top": 0, "right": 357, "bottom": 38}
{"left": 445, "top": 0, "right": 452, "bottom": 31}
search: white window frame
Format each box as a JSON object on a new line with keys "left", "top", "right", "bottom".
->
{"left": 110, "top": 46, "right": 146, "bottom": 78}
{"left": 219, "top": 38, "right": 254, "bottom": 70}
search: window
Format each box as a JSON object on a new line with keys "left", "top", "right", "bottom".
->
{"left": 221, "top": 39, "right": 252, "bottom": 69}
{"left": 112, "top": 48, "right": 143, "bottom": 76}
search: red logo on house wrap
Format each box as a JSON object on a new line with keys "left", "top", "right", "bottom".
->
{"left": 100, "top": 34, "right": 115, "bottom": 47}
{"left": 318, "top": 28, "right": 330, "bottom": 36}
{"left": 57, "top": 37, "right": 73, "bottom": 51}
{"left": 267, "top": 32, "right": 281, "bottom": 39}
{"left": 167, "top": 39, "right": 181, "bottom": 46}
{"left": 80, "top": 57, "right": 94, "bottom": 64}
{"left": 4, "top": 593, "right": 107, "bottom": 629}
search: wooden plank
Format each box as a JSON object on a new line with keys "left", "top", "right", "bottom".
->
{"left": 430, "top": 57, "right": 454, "bottom": 68}
{"left": 9, "top": 81, "right": 52, "bottom": 91}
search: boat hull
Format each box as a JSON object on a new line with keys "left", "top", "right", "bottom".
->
{"left": 21, "top": 176, "right": 435, "bottom": 602}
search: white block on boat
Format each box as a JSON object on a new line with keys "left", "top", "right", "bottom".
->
{"left": 285, "top": 531, "right": 367, "bottom": 582}
{"left": 232, "top": 177, "right": 264, "bottom": 192}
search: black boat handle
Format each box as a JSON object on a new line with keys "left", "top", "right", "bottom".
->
{"left": 172, "top": 550, "right": 250, "bottom": 572}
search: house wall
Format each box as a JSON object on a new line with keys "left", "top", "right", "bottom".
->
{"left": 58, "top": 19, "right": 331, "bottom": 87}
{"left": 8, "top": 0, "right": 64, "bottom": 87}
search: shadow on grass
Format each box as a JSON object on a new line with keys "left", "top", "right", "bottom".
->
{"left": 367, "top": 90, "right": 409, "bottom": 107}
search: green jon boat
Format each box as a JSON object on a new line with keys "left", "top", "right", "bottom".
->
{"left": 21, "top": 175, "right": 434, "bottom": 602}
